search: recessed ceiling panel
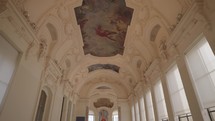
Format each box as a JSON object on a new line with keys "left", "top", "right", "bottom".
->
{"left": 75, "top": 0, "right": 133, "bottom": 57}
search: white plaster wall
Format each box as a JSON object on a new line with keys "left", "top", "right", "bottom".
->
{"left": 75, "top": 100, "right": 87, "bottom": 117}
{"left": 0, "top": 9, "right": 43, "bottom": 121}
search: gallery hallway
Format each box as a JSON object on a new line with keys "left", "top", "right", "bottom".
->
{"left": 0, "top": 0, "right": 215, "bottom": 121}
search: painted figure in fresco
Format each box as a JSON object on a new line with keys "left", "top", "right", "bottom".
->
{"left": 75, "top": 0, "right": 133, "bottom": 56}
{"left": 95, "top": 25, "right": 117, "bottom": 41}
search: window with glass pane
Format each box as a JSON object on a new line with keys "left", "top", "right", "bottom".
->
{"left": 139, "top": 97, "right": 147, "bottom": 121}
{"left": 186, "top": 36, "right": 215, "bottom": 120}
{"left": 113, "top": 115, "right": 118, "bottom": 121}
{"left": 35, "top": 90, "right": 47, "bottom": 121}
{"left": 0, "top": 35, "right": 18, "bottom": 107}
{"left": 146, "top": 91, "right": 155, "bottom": 121}
{"left": 112, "top": 110, "right": 118, "bottom": 121}
{"left": 88, "top": 110, "right": 94, "bottom": 121}
{"left": 135, "top": 101, "right": 140, "bottom": 121}
{"left": 132, "top": 105, "right": 136, "bottom": 121}
{"left": 166, "top": 65, "right": 191, "bottom": 116}
{"left": 88, "top": 115, "right": 94, "bottom": 121}
{"left": 60, "top": 97, "right": 67, "bottom": 121}
{"left": 154, "top": 80, "right": 168, "bottom": 120}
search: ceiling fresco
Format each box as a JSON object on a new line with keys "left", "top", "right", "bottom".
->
{"left": 75, "top": 0, "right": 133, "bottom": 57}
{"left": 88, "top": 64, "right": 120, "bottom": 73}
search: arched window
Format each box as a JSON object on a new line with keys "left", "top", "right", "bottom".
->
{"left": 35, "top": 90, "right": 47, "bottom": 121}
{"left": 60, "top": 96, "right": 67, "bottom": 121}
{"left": 35, "top": 87, "right": 52, "bottom": 121}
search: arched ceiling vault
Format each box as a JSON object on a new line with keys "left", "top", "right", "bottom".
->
{"left": 78, "top": 71, "right": 130, "bottom": 99}
{"left": 14, "top": 0, "right": 193, "bottom": 99}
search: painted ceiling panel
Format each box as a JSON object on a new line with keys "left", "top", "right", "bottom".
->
{"left": 75, "top": 0, "right": 133, "bottom": 57}
{"left": 88, "top": 64, "right": 120, "bottom": 73}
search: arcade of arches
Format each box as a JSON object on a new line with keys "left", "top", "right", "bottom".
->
{"left": 0, "top": 0, "right": 215, "bottom": 121}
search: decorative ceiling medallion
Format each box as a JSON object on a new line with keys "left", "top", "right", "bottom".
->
{"left": 94, "top": 98, "right": 114, "bottom": 108}
{"left": 88, "top": 64, "right": 120, "bottom": 73}
{"left": 75, "top": 0, "right": 133, "bottom": 57}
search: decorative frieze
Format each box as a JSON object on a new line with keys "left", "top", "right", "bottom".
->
{"left": 168, "top": 2, "right": 206, "bottom": 45}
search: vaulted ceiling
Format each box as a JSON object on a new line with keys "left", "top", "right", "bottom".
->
{"left": 13, "top": 0, "right": 193, "bottom": 99}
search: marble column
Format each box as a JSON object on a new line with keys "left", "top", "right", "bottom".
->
{"left": 143, "top": 93, "right": 149, "bottom": 121}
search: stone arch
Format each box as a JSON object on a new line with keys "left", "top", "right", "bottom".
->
{"left": 75, "top": 70, "right": 131, "bottom": 99}
{"left": 68, "top": 55, "right": 139, "bottom": 85}
{"left": 37, "top": 15, "right": 64, "bottom": 59}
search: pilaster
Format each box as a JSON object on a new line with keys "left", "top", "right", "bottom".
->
{"left": 160, "top": 73, "right": 175, "bottom": 121}
{"left": 150, "top": 87, "right": 159, "bottom": 121}
{"left": 143, "top": 94, "right": 149, "bottom": 121}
